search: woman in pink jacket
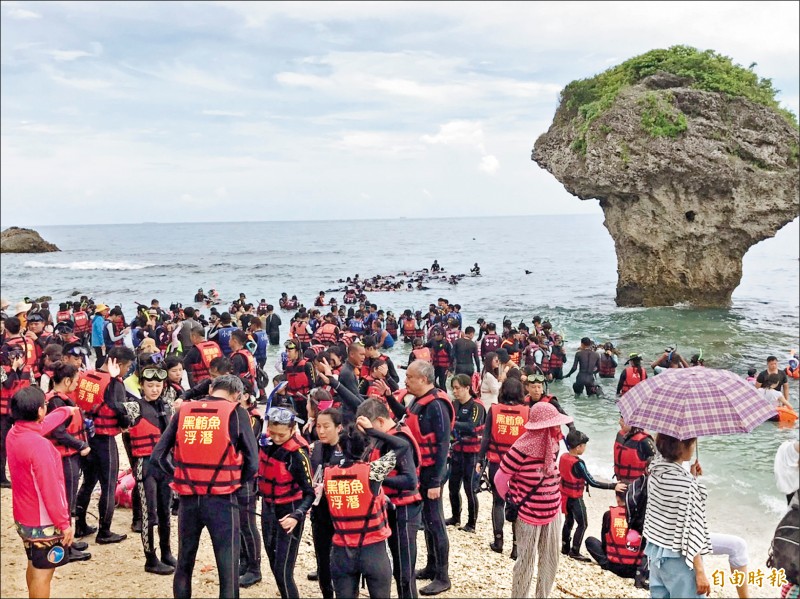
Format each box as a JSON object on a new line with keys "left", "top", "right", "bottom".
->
{"left": 7, "top": 386, "right": 74, "bottom": 598}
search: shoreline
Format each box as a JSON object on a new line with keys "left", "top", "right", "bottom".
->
{"left": 0, "top": 439, "right": 750, "bottom": 599}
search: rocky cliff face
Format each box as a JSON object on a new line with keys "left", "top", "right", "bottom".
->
{"left": 533, "top": 72, "right": 799, "bottom": 307}
{"left": 0, "top": 227, "right": 60, "bottom": 253}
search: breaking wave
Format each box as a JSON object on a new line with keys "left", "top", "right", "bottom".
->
{"left": 24, "top": 260, "right": 154, "bottom": 271}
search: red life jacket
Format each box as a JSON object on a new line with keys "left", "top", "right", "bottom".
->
{"left": 44, "top": 392, "right": 86, "bottom": 457}
{"left": 605, "top": 505, "right": 643, "bottom": 566}
{"left": 613, "top": 430, "right": 650, "bottom": 483}
{"left": 620, "top": 366, "right": 646, "bottom": 395}
{"left": 598, "top": 355, "right": 617, "bottom": 377}
{"left": 385, "top": 320, "right": 398, "bottom": 338}
{"left": 74, "top": 370, "right": 112, "bottom": 415}
{"left": 5, "top": 336, "right": 38, "bottom": 379}
{"left": 369, "top": 424, "right": 422, "bottom": 506}
{"left": 340, "top": 332, "right": 359, "bottom": 348}
{"left": 171, "top": 400, "right": 243, "bottom": 495}
{"left": 538, "top": 349, "right": 552, "bottom": 374}
{"left": 290, "top": 321, "right": 311, "bottom": 344}
{"left": 231, "top": 349, "right": 257, "bottom": 392}
{"left": 72, "top": 311, "right": 90, "bottom": 335}
{"left": 190, "top": 340, "right": 222, "bottom": 384}
{"left": 112, "top": 319, "right": 125, "bottom": 346}
{"left": 324, "top": 461, "right": 392, "bottom": 548}
{"left": 559, "top": 453, "right": 585, "bottom": 501}
{"left": 451, "top": 403, "right": 484, "bottom": 454}
{"left": 486, "top": 403, "right": 529, "bottom": 463}
{"left": 257, "top": 434, "right": 309, "bottom": 504}
{"left": 402, "top": 319, "right": 417, "bottom": 338}
{"left": 129, "top": 407, "right": 162, "bottom": 457}
{"left": 411, "top": 347, "right": 432, "bottom": 363}
{"left": 313, "top": 323, "right": 339, "bottom": 345}
{"left": 285, "top": 359, "right": 311, "bottom": 396}
{"left": 0, "top": 373, "right": 30, "bottom": 416}
{"left": 526, "top": 394, "right": 554, "bottom": 407}
{"left": 405, "top": 388, "right": 455, "bottom": 468}
{"left": 56, "top": 310, "right": 72, "bottom": 323}
{"left": 431, "top": 345, "right": 450, "bottom": 368}
{"left": 548, "top": 348, "right": 565, "bottom": 370}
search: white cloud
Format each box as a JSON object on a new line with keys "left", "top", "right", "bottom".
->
{"left": 201, "top": 110, "right": 247, "bottom": 117}
{"left": 479, "top": 154, "right": 499, "bottom": 175}
{"left": 3, "top": 2, "right": 41, "bottom": 19}
{"left": 421, "top": 121, "right": 486, "bottom": 152}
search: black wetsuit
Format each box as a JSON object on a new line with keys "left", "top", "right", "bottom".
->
{"left": 565, "top": 349, "right": 601, "bottom": 396}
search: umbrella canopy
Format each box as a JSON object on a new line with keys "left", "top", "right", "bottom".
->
{"left": 617, "top": 367, "right": 776, "bottom": 440}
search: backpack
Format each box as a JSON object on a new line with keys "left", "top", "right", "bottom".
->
{"left": 624, "top": 472, "right": 648, "bottom": 534}
{"left": 767, "top": 492, "right": 799, "bottom": 585}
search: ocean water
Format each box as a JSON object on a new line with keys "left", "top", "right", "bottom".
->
{"left": 2, "top": 213, "right": 798, "bottom": 564}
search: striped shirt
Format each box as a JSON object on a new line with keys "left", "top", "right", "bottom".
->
{"left": 642, "top": 458, "right": 711, "bottom": 568}
{"left": 499, "top": 445, "right": 561, "bottom": 526}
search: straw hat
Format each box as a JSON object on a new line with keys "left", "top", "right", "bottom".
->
{"left": 524, "top": 402, "right": 574, "bottom": 430}
{"left": 94, "top": 303, "right": 109, "bottom": 314}
{"left": 0, "top": 298, "right": 9, "bottom": 311}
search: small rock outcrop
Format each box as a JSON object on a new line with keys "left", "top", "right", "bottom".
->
{"left": 532, "top": 47, "right": 800, "bottom": 307}
{"left": 0, "top": 227, "right": 60, "bottom": 253}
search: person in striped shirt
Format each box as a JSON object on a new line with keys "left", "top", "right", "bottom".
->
{"left": 493, "top": 402, "right": 573, "bottom": 599}
{"left": 643, "top": 435, "right": 712, "bottom": 598}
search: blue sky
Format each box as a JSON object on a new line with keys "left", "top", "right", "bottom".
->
{"left": 1, "top": 1, "right": 798, "bottom": 226}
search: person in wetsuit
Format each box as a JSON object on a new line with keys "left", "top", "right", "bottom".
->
{"left": 563, "top": 337, "right": 600, "bottom": 396}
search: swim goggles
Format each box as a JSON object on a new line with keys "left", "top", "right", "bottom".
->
{"left": 141, "top": 367, "right": 168, "bottom": 381}
{"left": 267, "top": 406, "right": 296, "bottom": 425}
{"left": 526, "top": 374, "right": 546, "bottom": 383}
{"left": 284, "top": 341, "right": 299, "bottom": 350}
{"left": 66, "top": 346, "right": 89, "bottom": 356}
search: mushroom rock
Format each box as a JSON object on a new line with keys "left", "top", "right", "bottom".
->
{"left": 0, "top": 227, "right": 60, "bottom": 253}
{"left": 532, "top": 46, "right": 800, "bottom": 307}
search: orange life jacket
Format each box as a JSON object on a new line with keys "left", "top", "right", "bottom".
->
{"left": 486, "top": 403, "right": 528, "bottom": 463}
{"left": 404, "top": 388, "right": 455, "bottom": 468}
{"left": 501, "top": 340, "right": 520, "bottom": 365}
{"left": 313, "top": 323, "right": 339, "bottom": 345}
{"left": 171, "top": 400, "right": 243, "bottom": 495}
{"left": 257, "top": 434, "right": 309, "bottom": 504}
{"left": 598, "top": 354, "right": 617, "bottom": 377}
{"left": 190, "top": 340, "right": 222, "bottom": 384}
{"left": 613, "top": 430, "right": 650, "bottom": 483}
{"left": 402, "top": 319, "right": 418, "bottom": 339}
{"left": 290, "top": 321, "right": 311, "bottom": 344}
{"left": 324, "top": 461, "right": 392, "bottom": 548}
{"left": 620, "top": 366, "right": 647, "bottom": 395}
{"left": 605, "top": 505, "right": 643, "bottom": 566}
{"left": 411, "top": 347, "right": 432, "bottom": 363}
{"left": 44, "top": 392, "right": 86, "bottom": 457}
{"left": 369, "top": 424, "right": 422, "bottom": 506}
{"left": 5, "top": 336, "right": 38, "bottom": 379}
{"left": 786, "top": 366, "right": 800, "bottom": 379}
{"left": 231, "top": 349, "right": 257, "bottom": 393}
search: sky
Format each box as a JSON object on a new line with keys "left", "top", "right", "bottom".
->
{"left": 1, "top": 1, "right": 798, "bottom": 226}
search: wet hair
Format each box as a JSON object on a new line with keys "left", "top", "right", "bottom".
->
{"left": 340, "top": 423, "right": 369, "bottom": 460}
{"left": 231, "top": 329, "right": 248, "bottom": 345}
{"left": 498, "top": 378, "right": 525, "bottom": 405}
{"left": 11, "top": 386, "right": 46, "bottom": 422}
{"left": 108, "top": 346, "right": 136, "bottom": 363}
{"left": 5, "top": 317, "right": 21, "bottom": 335}
{"left": 52, "top": 361, "right": 79, "bottom": 384}
{"left": 464, "top": 326, "right": 475, "bottom": 335}
{"left": 747, "top": 367, "right": 757, "bottom": 377}
{"left": 356, "top": 398, "right": 392, "bottom": 421}
{"left": 209, "top": 356, "right": 232, "bottom": 374}
{"left": 317, "top": 407, "right": 343, "bottom": 426}
{"left": 655, "top": 433, "right": 696, "bottom": 463}
{"left": 487, "top": 322, "right": 496, "bottom": 332}
{"left": 362, "top": 335, "right": 377, "bottom": 349}
{"left": 210, "top": 374, "right": 244, "bottom": 395}
{"left": 566, "top": 429, "right": 589, "bottom": 449}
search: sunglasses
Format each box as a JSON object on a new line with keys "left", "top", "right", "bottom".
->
{"left": 526, "top": 374, "right": 546, "bottom": 383}
{"left": 67, "top": 347, "right": 89, "bottom": 356}
{"left": 267, "top": 407, "right": 296, "bottom": 425}
{"left": 141, "top": 367, "right": 168, "bottom": 380}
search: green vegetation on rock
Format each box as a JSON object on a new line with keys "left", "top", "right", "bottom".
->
{"left": 560, "top": 45, "right": 798, "bottom": 154}
{"left": 639, "top": 92, "right": 687, "bottom": 138}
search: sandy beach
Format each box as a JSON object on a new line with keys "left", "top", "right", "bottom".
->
{"left": 0, "top": 436, "right": 759, "bottom": 599}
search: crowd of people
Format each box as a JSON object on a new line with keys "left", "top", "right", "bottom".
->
{"left": 0, "top": 291, "right": 798, "bottom": 599}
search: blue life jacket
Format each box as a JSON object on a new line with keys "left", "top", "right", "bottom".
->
{"left": 215, "top": 326, "right": 236, "bottom": 356}
{"left": 253, "top": 330, "right": 268, "bottom": 362}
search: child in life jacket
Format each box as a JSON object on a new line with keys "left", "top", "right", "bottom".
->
{"left": 584, "top": 490, "right": 645, "bottom": 583}
{"left": 559, "top": 430, "right": 627, "bottom": 562}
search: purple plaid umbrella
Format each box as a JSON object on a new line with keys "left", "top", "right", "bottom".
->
{"left": 617, "top": 367, "right": 776, "bottom": 440}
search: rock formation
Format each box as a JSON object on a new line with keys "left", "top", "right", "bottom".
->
{"left": 0, "top": 227, "right": 60, "bottom": 253}
{"left": 532, "top": 49, "right": 800, "bottom": 307}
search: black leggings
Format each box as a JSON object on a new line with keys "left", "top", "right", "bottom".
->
{"left": 562, "top": 496, "right": 588, "bottom": 552}
{"left": 122, "top": 432, "right": 142, "bottom": 524}
{"left": 62, "top": 453, "right": 82, "bottom": 516}
{"left": 585, "top": 536, "right": 637, "bottom": 578}
{"left": 262, "top": 500, "right": 305, "bottom": 599}
{"left": 421, "top": 492, "right": 449, "bottom": 579}
{"left": 175, "top": 494, "right": 240, "bottom": 599}
{"left": 135, "top": 457, "right": 171, "bottom": 554}
{"left": 448, "top": 451, "right": 479, "bottom": 526}
{"left": 238, "top": 482, "right": 261, "bottom": 575}
{"left": 331, "top": 541, "right": 393, "bottom": 599}
{"left": 388, "top": 502, "right": 421, "bottom": 599}
{"left": 433, "top": 366, "right": 448, "bottom": 390}
{"left": 75, "top": 433, "right": 119, "bottom": 532}
{"left": 311, "top": 509, "right": 334, "bottom": 599}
